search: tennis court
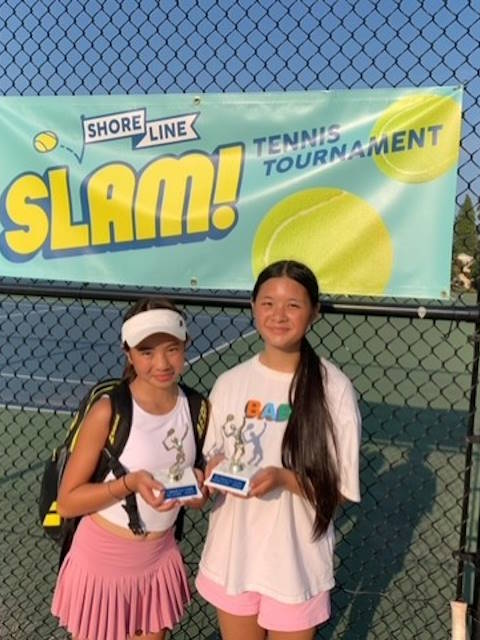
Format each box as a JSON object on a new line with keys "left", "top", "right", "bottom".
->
{"left": 0, "top": 297, "right": 476, "bottom": 639}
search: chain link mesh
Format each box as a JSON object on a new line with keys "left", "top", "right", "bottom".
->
{"left": 0, "top": 1, "right": 479, "bottom": 639}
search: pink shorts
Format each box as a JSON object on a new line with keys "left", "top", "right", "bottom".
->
{"left": 195, "top": 571, "right": 330, "bottom": 632}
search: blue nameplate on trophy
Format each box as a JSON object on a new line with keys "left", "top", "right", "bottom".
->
{"left": 164, "top": 485, "right": 199, "bottom": 500}
{"left": 205, "top": 460, "right": 256, "bottom": 497}
{"left": 155, "top": 467, "right": 202, "bottom": 502}
{"left": 210, "top": 473, "right": 247, "bottom": 492}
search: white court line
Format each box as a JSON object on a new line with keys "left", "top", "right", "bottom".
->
{"left": 0, "top": 301, "right": 122, "bottom": 321}
{"left": 0, "top": 301, "right": 250, "bottom": 323}
{"left": 0, "top": 328, "right": 258, "bottom": 383}
{"left": 0, "top": 328, "right": 258, "bottom": 413}
{"left": 186, "top": 328, "right": 256, "bottom": 365}
{"left": 0, "top": 371, "right": 96, "bottom": 385}
{"left": 0, "top": 402, "right": 73, "bottom": 416}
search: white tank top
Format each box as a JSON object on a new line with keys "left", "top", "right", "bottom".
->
{"left": 97, "top": 389, "right": 196, "bottom": 532}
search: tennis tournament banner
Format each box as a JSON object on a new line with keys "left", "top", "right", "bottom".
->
{"left": 0, "top": 86, "right": 462, "bottom": 297}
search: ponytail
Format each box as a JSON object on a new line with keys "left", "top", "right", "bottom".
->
{"left": 282, "top": 337, "right": 339, "bottom": 539}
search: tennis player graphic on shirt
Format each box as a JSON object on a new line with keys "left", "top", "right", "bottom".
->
{"left": 245, "top": 422, "right": 267, "bottom": 466}
{"left": 218, "top": 412, "right": 270, "bottom": 470}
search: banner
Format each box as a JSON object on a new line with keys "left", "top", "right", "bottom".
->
{"left": 0, "top": 86, "right": 462, "bottom": 297}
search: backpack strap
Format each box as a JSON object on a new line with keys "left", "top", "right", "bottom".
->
{"left": 175, "top": 384, "right": 209, "bottom": 541}
{"left": 103, "top": 446, "right": 146, "bottom": 537}
{"left": 179, "top": 383, "right": 209, "bottom": 470}
{"left": 66, "top": 379, "right": 123, "bottom": 452}
{"left": 94, "top": 378, "right": 146, "bottom": 537}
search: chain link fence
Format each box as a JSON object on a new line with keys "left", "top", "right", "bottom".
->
{"left": 0, "top": 1, "right": 479, "bottom": 639}
{"left": 0, "top": 291, "right": 478, "bottom": 640}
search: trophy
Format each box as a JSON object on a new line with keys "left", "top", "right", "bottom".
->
{"left": 155, "top": 424, "right": 202, "bottom": 501}
{"left": 205, "top": 415, "right": 256, "bottom": 496}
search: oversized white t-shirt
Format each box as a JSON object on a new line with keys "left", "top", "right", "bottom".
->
{"left": 199, "top": 354, "right": 361, "bottom": 603}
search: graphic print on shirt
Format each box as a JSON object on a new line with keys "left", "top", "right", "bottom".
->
{"left": 245, "top": 399, "right": 292, "bottom": 422}
{"left": 208, "top": 400, "right": 292, "bottom": 467}
{"left": 244, "top": 422, "right": 267, "bottom": 465}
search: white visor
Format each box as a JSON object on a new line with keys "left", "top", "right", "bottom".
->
{"left": 121, "top": 309, "right": 187, "bottom": 347}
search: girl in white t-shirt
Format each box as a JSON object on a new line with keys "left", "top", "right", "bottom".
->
{"left": 51, "top": 298, "right": 207, "bottom": 640}
{"left": 196, "top": 260, "right": 361, "bottom": 640}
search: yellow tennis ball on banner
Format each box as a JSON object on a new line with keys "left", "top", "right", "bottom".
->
{"left": 252, "top": 188, "right": 393, "bottom": 296}
{"left": 371, "top": 94, "right": 461, "bottom": 183}
{"left": 33, "top": 131, "right": 59, "bottom": 153}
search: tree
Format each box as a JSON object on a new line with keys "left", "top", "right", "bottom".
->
{"left": 451, "top": 194, "right": 480, "bottom": 291}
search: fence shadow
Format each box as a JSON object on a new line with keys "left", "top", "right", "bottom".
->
{"left": 318, "top": 400, "right": 465, "bottom": 639}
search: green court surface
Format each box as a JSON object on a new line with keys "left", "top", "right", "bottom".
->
{"left": 0, "top": 312, "right": 477, "bottom": 639}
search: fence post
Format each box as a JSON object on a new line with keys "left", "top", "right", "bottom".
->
{"left": 456, "top": 307, "right": 480, "bottom": 638}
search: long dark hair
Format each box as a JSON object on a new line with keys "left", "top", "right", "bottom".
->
{"left": 122, "top": 297, "right": 185, "bottom": 382}
{"left": 252, "top": 260, "right": 339, "bottom": 539}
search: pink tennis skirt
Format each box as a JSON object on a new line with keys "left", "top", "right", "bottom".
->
{"left": 51, "top": 516, "right": 190, "bottom": 640}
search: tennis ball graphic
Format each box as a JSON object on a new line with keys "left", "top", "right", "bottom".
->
{"left": 371, "top": 94, "right": 461, "bottom": 183}
{"left": 33, "top": 130, "right": 58, "bottom": 153}
{"left": 252, "top": 188, "right": 393, "bottom": 296}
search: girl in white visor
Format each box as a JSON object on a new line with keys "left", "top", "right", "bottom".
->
{"left": 51, "top": 298, "right": 207, "bottom": 640}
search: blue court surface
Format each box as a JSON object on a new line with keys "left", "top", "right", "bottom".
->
{"left": 0, "top": 298, "right": 255, "bottom": 413}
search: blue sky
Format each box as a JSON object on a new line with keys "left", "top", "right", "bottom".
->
{"left": 0, "top": 0, "right": 478, "bottom": 201}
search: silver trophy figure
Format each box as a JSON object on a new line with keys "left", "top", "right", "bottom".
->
{"left": 155, "top": 424, "right": 201, "bottom": 501}
{"left": 162, "top": 424, "right": 188, "bottom": 482}
{"left": 206, "top": 414, "right": 256, "bottom": 496}
{"left": 222, "top": 415, "right": 247, "bottom": 473}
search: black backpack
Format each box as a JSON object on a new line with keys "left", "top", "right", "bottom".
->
{"left": 39, "top": 378, "right": 208, "bottom": 565}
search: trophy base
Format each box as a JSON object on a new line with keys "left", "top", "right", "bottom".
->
{"left": 155, "top": 467, "right": 202, "bottom": 502}
{"left": 205, "top": 460, "right": 256, "bottom": 496}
